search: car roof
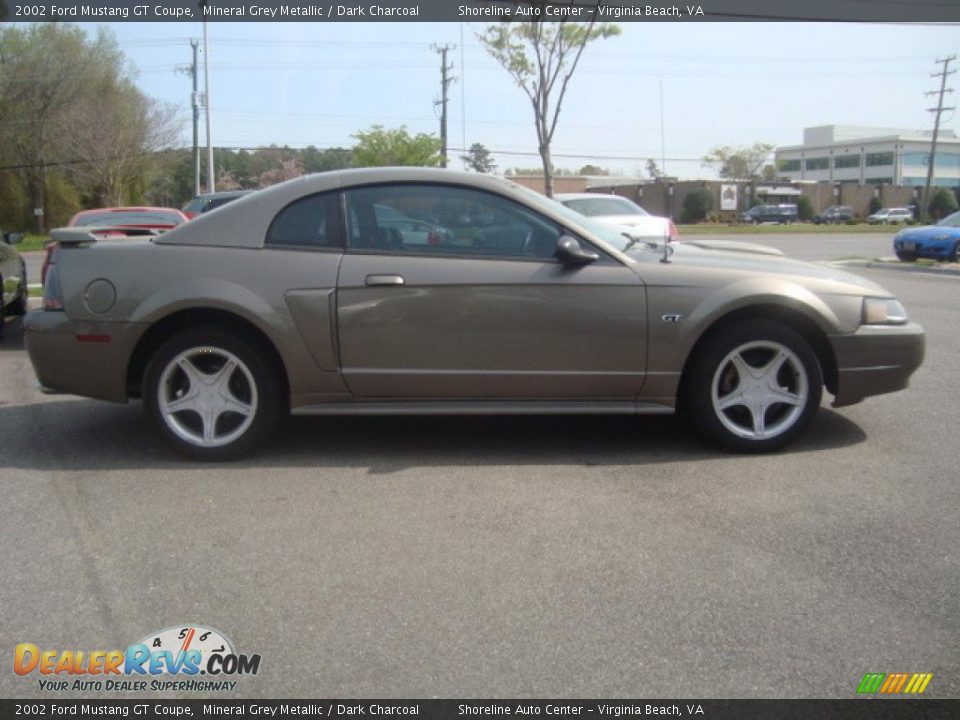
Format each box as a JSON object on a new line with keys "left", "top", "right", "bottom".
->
{"left": 554, "top": 192, "right": 629, "bottom": 201}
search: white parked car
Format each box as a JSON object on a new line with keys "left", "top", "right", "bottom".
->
{"left": 556, "top": 192, "right": 783, "bottom": 257}
{"left": 868, "top": 208, "right": 913, "bottom": 225}
{"left": 555, "top": 193, "right": 677, "bottom": 243}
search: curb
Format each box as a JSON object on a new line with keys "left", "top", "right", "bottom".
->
{"left": 826, "top": 259, "right": 960, "bottom": 277}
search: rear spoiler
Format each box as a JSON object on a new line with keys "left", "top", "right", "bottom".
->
{"left": 49, "top": 226, "right": 163, "bottom": 246}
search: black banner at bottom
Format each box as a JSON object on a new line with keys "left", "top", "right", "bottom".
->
{"left": 1, "top": 699, "right": 958, "bottom": 720}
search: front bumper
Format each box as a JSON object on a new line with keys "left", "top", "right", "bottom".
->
{"left": 893, "top": 236, "right": 954, "bottom": 259}
{"left": 23, "top": 310, "right": 147, "bottom": 403}
{"left": 829, "top": 321, "right": 925, "bottom": 407}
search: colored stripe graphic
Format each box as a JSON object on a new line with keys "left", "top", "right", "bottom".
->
{"left": 857, "top": 672, "right": 932, "bottom": 694}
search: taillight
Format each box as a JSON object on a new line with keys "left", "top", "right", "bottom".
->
{"left": 668, "top": 220, "right": 679, "bottom": 242}
{"left": 42, "top": 244, "right": 64, "bottom": 311}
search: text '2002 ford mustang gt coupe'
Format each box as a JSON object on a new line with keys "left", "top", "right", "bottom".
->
{"left": 25, "top": 168, "right": 925, "bottom": 459}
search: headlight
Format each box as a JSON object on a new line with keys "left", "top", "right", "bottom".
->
{"left": 862, "top": 297, "right": 908, "bottom": 325}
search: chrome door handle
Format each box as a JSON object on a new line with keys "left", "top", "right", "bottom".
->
{"left": 365, "top": 274, "right": 405, "bottom": 286}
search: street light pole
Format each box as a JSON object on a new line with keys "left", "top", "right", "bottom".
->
{"left": 201, "top": 6, "right": 215, "bottom": 193}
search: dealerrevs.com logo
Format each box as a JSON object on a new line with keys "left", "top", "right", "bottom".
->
{"left": 14, "top": 625, "right": 261, "bottom": 692}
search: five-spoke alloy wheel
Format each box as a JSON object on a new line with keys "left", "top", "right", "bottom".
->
{"left": 144, "top": 327, "right": 282, "bottom": 460}
{"left": 686, "top": 319, "right": 823, "bottom": 452}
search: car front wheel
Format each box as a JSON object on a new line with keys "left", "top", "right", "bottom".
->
{"left": 685, "top": 320, "right": 823, "bottom": 452}
{"left": 143, "top": 327, "right": 282, "bottom": 460}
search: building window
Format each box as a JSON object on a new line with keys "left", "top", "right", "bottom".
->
{"left": 865, "top": 152, "right": 894, "bottom": 167}
{"left": 804, "top": 157, "right": 829, "bottom": 171}
{"left": 778, "top": 159, "right": 801, "bottom": 172}
{"left": 834, "top": 155, "right": 860, "bottom": 169}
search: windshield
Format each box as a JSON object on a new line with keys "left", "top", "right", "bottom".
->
{"left": 560, "top": 196, "right": 648, "bottom": 218}
{"left": 937, "top": 211, "right": 960, "bottom": 227}
{"left": 73, "top": 211, "right": 183, "bottom": 227}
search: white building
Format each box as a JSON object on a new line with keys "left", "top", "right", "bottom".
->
{"left": 775, "top": 125, "right": 960, "bottom": 187}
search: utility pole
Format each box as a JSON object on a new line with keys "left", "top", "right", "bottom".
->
{"left": 432, "top": 44, "right": 456, "bottom": 168}
{"left": 921, "top": 55, "right": 955, "bottom": 219}
{"left": 190, "top": 39, "right": 201, "bottom": 197}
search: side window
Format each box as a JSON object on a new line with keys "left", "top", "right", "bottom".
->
{"left": 265, "top": 193, "right": 341, "bottom": 249}
{"left": 344, "top": 184, "right": 564, "bottom": 260}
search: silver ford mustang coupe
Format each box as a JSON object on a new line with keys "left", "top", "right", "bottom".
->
{"left": 24, "top": 168, "right": 924, "bottom": 459}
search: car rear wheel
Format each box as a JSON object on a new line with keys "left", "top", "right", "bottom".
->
{"left": 951, "top": 241, "right": 960, "bottom": 262}
{"left": 686, "top": 320, "right": 823, "bottom": 452}
{"left": 143, "top": 327, "right": 282, "bottom": 460}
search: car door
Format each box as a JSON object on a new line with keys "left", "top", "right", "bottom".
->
{"left": 335, "top": 183, "right": 646, "bottom": 400}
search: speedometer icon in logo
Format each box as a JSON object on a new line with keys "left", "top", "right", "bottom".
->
{"left": 135, "top": 625, "right": 235, "bottom": 675}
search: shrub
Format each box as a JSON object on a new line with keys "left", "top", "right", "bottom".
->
{"left": 928, "top": 188, "right": 959, "bottom": 220}
{"left": 868, "top": 196, "right": 882, "bottom": 215}
{"left": 845, "top": 218, "right": 859, "bottom": 226}
{"left": 796, "top": 195, "right": 814, "bottom": 221}
{"left": 681, "top": 188, "right": 714, "bottom": 223}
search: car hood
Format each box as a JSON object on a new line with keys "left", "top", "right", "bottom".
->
{"left": 679, "top": 239, "right": 783, "bottom": 256}
{"left": 628, "top": 242, "right": 889, "bottom": 295}
{"left": 591, "top": 214, "right": 670, "bottom": 236}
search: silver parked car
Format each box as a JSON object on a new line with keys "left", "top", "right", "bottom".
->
{"left": 25, "top": 168, "right": 924, "bottom": 459}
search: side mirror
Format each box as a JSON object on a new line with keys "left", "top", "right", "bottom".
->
{"left": 3, "top": 232, "right": 23, "bottom": 245}
{"left": 555, "top": 235, "right": 599, "bottom": 266}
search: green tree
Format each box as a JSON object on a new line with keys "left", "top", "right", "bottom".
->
{"left": 681, "top": 188, "right": 713, "bottom": 223}
{"left": 702, "top": 143, "right": 775, "bottom": 180}
{"left": 928, "top": 188, "right": 959, "bottom": 220}
{"left": 869, "top": 196, "right": 882, "bottom": 215}
{"left": 0, "top": 24, "right": 175, "bottom": 229}
{"left": 477, "top": 17, "right": 620, "bottom": 197}
{"left": 352, "top": 125, "right": 442, "bottom": 167}
{"left": 796, "top": 195, "right": 814, "bottom": 222}
{"left": 462, "top": 143, "right": 496, "bottom": 173}
{"left": 578, "top": 164, "right": 610, "bottom": 176}
{"left": 645, "top": 159, "right": 663, "bottom": 179}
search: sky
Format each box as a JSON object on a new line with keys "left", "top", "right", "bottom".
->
{"left": 61, "top": 21, "right": 960, "bottom": 177}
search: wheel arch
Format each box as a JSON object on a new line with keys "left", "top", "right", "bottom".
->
{"left": 677, "top": 302, "right": 839, "bottom": 408}
{"left": 126, "top": 307, "right": 290, "bottom": 402}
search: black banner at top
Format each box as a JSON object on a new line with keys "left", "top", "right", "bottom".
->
{"left": 2, "top": 0, "right": 960, "bottom": 23}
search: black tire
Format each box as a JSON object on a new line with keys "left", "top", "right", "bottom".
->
{"left": 684, "top": 319, "right": 823, "bottom": 453}
{"left": 896, "top": 252, "right": 916, "bottom": 263}
{"left": 142, "top": 326, "right": 283, "bottom": 460}
{"left": 951, "top": 241, "right": 960, "bottom": 263}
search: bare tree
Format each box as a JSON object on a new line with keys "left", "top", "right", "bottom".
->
{"left": 702, "top": 143, "right": 775, "bottom": 180}
{"left": 478, "top": 15, "right": 620, "bottom": 197}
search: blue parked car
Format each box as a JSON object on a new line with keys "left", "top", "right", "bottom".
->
{"left": 893, "top": 210, "right": 960, "bottom": 262}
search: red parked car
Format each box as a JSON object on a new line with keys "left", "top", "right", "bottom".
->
{"left": 42, "top": 207, "right": 188, "bottom": 285}
{"left": 67, "top": 207, "right": 188, "bottom": 233}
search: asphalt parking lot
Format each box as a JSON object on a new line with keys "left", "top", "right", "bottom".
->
{"left": 2, "top": 237, "right": 957, "bottom": 699}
